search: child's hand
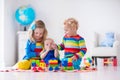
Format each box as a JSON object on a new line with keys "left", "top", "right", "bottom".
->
{"left": 52, "top": 44, "right": 58, "bottom": 50}
{"left": 46, "top": 48, "right": 50, "bottom": 52}
{"left": 71, "top": 55, "right": 77, "bottom": 61}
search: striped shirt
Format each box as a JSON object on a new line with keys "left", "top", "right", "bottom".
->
{"left": 23, "top": 40, "right": 43, "bottom": 60}
{"left": 58, "top": 35, "right": 87, "bottom": 58}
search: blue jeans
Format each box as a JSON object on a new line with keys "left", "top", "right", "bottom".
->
{"left": 72, "top": 58, "right": 81, "bottom": 70}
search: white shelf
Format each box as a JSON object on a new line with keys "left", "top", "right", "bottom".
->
{"left": 17, "top": 31, "right": 28, "bottom": 61}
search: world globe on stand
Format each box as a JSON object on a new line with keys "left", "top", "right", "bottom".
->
{"left": 15, "top": 5, "right": 36, "bottom": 31}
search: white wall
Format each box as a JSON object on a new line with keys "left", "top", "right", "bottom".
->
{"left": 3, "top": 0, "right": 120, "bottom": 66}
{"left": 0, "top": 0, "right": 4, "bottom": 67}
{"left": 4, "top": 0, "right": 18, "bottom": 66}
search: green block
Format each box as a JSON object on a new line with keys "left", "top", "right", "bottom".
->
{"left": 31, "top": 60, "right": 36, "bottom": 63}
{"left": 63, "top": 67, "right": 68, "bottom": 70}
{"left": 36, "top": 60, "right": 40, "bottom": 66}
{"left": 67, "top": 66, "right": 74, "bottom": 70}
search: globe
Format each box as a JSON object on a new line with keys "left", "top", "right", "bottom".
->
{"left": 15, "top": 5, "right": 36, "bottom": 26}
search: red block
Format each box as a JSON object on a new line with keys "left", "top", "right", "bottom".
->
{"left": 68, "top": 62, "right": 73, "bottom": 66}
{"left": 113, "top": 58, "right": 117, "bottom": 66}
{"left": 103, "top": 58, "right": 108, "bottom": 66}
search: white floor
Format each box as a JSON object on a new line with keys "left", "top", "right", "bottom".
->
{"left": 0, "top": 66, "right": 120, "bottom": 80}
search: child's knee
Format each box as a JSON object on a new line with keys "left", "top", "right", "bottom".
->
{"left": 15, "top": 60, "right": 31, "bottom": 70}
{"left": 72, "top": 59, "right": 81, "bottom": 70}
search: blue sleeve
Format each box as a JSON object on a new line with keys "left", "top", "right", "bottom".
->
{"left": 24, "top": 40, "right": 37, "bottom": 59}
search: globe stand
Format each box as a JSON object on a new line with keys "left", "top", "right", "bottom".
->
{"left": 24, "top": 27, "right": 27, "bottom": 31}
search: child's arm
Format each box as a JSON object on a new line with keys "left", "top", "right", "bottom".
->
{"left": 57, "top": 38, "right": 65, "bottom": 50}
{"left": 40, "top": 49, "right": 49, "bottom": 59}
{"left": 52, "top": 44, "right": 59, "bottom": 58}
{"left": 54, "top": 49, "right": 59, "bottom": 58}
{"left": 71, "top": 38, "right": 87, "bottom": 60}
{"left": 76, "top": 37, "right": 87, "bottom": 58}
{"left": 24, "top": 40, "right": 38, "bottom": 59}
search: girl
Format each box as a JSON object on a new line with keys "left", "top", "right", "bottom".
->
{"left": 14, "top": 20, "right": 48, "bottom": 70}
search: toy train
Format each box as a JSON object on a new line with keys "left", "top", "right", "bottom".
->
{"left": 31, "top": 57, "right": 94, "bottom": 72}
{"left": 48, "top": 59, "right": 60, "bottom": 71}
{"left": 31, "top": 59, "right": 60, "bottom": 72}
{"left": 31, "top": 60, "right": 46, "bottom": 72}
{"left": 61, "top": 58, "right": 74, "bottom": 70}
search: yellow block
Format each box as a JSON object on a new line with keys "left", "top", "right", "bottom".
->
{"left": 36, "top": 43, "right": 41, "bottom": 46}
{"left": 68, "top": 58, "right": 72, "bottom": 62}
{"left": 104, "top": 62, "right": 112, "bottom": 64}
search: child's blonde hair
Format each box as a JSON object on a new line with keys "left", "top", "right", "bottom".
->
{"left": 64, "top": 18, "right": 79, "bottom": 30}
{"left": 28, "top": 20, "right": 48, "bottom": 43}
{"left": 44, "top": 38, "right": 54, "bottom": 44}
